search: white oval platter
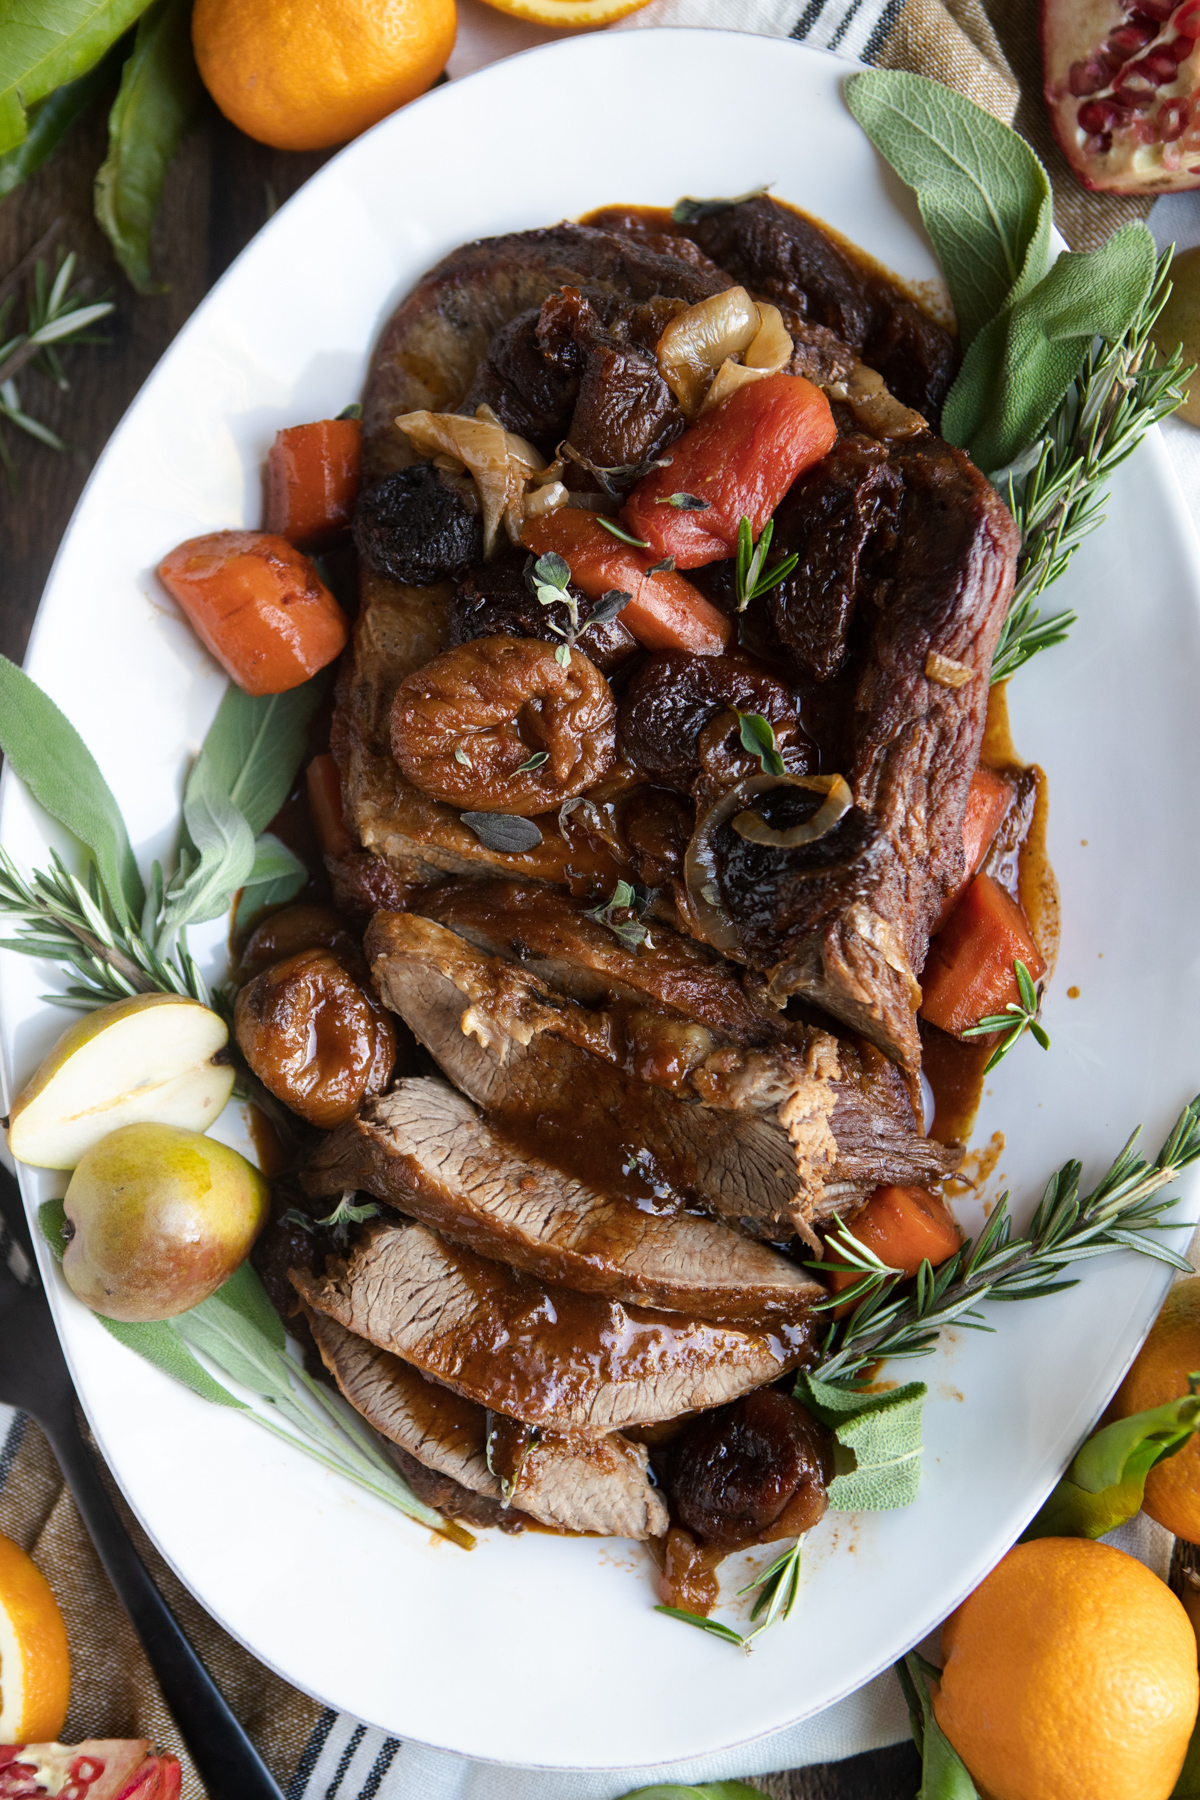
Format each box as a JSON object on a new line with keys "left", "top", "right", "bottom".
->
{"left": 2, "top": 26, "right": 1199, "bottom": 1773}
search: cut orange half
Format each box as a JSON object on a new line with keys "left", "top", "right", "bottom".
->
{"left": 473, "top": 0, "right": 654, "bottom": 24}
{"left": 0, "top": 1533, "right": 71, "bottom": 1742}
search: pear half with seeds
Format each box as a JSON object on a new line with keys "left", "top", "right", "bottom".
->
{"left": 6, "top": 992, "right": 235, "bottom": 1170}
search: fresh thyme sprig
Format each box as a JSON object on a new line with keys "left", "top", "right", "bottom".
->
{"left": 960, "top": 957, "right": 1050, "bottom": 1072}
{"left": 993, "top": 249, "right": 1190, "bottom": 683}
{"left": 585, "top": 879, "right": 651, "bottom": 952}
{"left": 0, "top": 244, "right": 113, "bottom": 474}
{"left": 0, "top": 845, "right": 209, "bottom": 1011}
{"left": 735, "top": 516, "right": 798, "bottom": 612}
{"left": 809, "top": 1095, "right": 1200, "bottom": 1385}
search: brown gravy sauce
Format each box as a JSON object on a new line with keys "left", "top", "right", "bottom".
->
{"left": 924, "top": 681, "right": 1058, "bottom": 1147}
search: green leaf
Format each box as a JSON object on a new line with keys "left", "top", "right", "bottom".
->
{"left": 0, "top": 655, "right": 143, "bottom": 925}
{"left": 93, "top": 0, "right": 204, "bottom": 295}
{"left": 233, "top": 832, "right": 306, "bottom": 931}
{"left": 796, "top": 1371, "right": 927, "bottom": 1510}
{"left": 209, "top": 1256, "right": 286, "bottom": 1349}
{"left": 1023, "top": 1383, "right": 1200, "bottom": 1540}
{"left": 1171, "top": 1711, "right": 1200, "bottom": 1798}
{"left": 944, "top": 223, "right": 1158, "bottom": 473}
{"left": 652, "top": 1605, "right": 745, "bottom": 1647}
{"left": 736, "top": 709, "right": 786, "bottom": 777}
{"left": 844, "top": 70, "right": 1051, "bottom": 347}
{"left": 0, "top": 46, "right": 115, "bottom": 199}
{"left": 38, "top": 1197, "right": 68, "bottom": 1259}
{"left": 619, "top": 1785, "right": 764, "bottom": 1799}
{"left": 159, "top": 751, "right": 255, "bottom": 933}
{"left": 895, "top": 1654, "right": 980, "bottom": 1799}
{"left": 0, "top": 0, "right": 154, "bottom": 155}
{"left": 191, "top": 676, "right": 327, "bottom": 837}
{"left": 106, "top": 1316, "right": 249, "bottom": 1407}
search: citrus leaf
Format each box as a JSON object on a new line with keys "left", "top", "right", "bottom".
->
{"left": 93, "top": 0, "right": 204, "bottom": 294}
{"left": 1023, "top": 1383, "right": 1200, "bottom": 1540}
{"left": 0, "top": 654, "right": 143, "bottom": 925}
{"left": 896, "top": 1654, "right": 980, "bottom": 1799}
{"left": 0, "top": 46, "right": 116, "bottom": 199}
{"left": 844, "top": 70, "right": 1051, "bottom": 346}
{"left": 1171, "top": 1712, "right": 1200, "bottom": 1798}
{"left": 944, "top": 223, "right": 1158, "bottom": 473}
{"left": 797, "top": 1371, "right": 928, "bottom": 1509}
{"left": 0, "top": 0, "right": 153, "bottom": 155}
{"left": 619, "top": 1786, "right": 765, "bottom": 1799}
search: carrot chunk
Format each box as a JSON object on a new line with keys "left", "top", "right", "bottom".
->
{"left": 306, "top": 753, "right": 355, "bottom": 858}
{"left": 828, "top": 1184, "right": 964, "bottom": 1300}
{"left": 158, "top": 530, "right": 349, "bottom": 696}
{"left": 622, "top": 372, "right": 837, "bottom": 568}
{"left": 521, "top": 509, "right": 732, "bottom": 656}
{"left": 920, "top": 872, "right": 1047, "bottom": 1039}
{"left": 934, "top": 763, "right": 1015, "bottom": 930}
{"left": 265, "top": 417, "right": 362, "bottom": 550}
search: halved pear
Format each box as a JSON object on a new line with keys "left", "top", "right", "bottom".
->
{"left": 6, "top": 992, "right": 235, "bottom": 1170}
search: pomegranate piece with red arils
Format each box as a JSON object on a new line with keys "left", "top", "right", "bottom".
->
{"left": 1044, "top": 0, "right": 1200, "bottom": 190}
{"left": 0, "top": 1743, "right": 181, "bottom": 1800}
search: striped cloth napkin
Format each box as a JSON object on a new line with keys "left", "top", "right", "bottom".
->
{"left": 2, "top": 1, "right": 1196, "bottom": 1795}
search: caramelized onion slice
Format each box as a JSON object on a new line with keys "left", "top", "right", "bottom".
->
{"left": 656, "top": 286, "right": 760, "bottom": 414}
{"left": 732, "top": 774, "right": 853, "bottom": 847}
{"left": 683, "top": 772, "right": 789, "bottom": 956}
{"left": 395, "top": 407, "right": 546, "bottom": 557}
{"left": 744, "top": 302, "right": 792, "bottom": 371}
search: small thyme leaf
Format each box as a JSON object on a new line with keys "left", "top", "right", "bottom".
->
{"left": 734, "top": 515, "right": 799, "bottom": 611}
{"left": 454, "top": 747, "right": 472, "bottom": 767}
{"left": 316, "top": 1192, "right": 381, "bottom": 1230}
{"left": 587, "top": 588, "right": 633, "bottom": 627}
{"left": 459, "top": 812, "right": 544, "bottom": 854}
{"left": 656, "top": 492, "right": 710, "bottom": 510}
{"left": 961, "top": 957, "right": 1050, "bottom": 1071}
{"left": 645, "top": 556, "right": 676, "bottom": 574}
{"left": 338, "top": 402, "right": 362, "bottom": 420}
{"left": 513, "top": 750, "right": 549, "bottom": 773}
{"left": 596, "top": 516, "right": 650, "bottom": 548}
{"left": 555, "top": 643, "right": 571, "bottom": 666}
{"left": 585, "top": 879, "right": 651, "bottom": 951}
{"left": 735, "top": 709, "right": 786, "bottom": 777}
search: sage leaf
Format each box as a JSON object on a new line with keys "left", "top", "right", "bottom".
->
{"left": 0, "top": 47, "right": 116, "bottom": 199}
{"left": 94, "top": 0, "right": 204, "bottom": 295}
{"left": 845, "top": 70, "right": 1051, "bottom": 347}
{"left": 0, "top": 0, "right": 154, "bottom": 155}
{"left": 0, "top": 655, "right": 144, "bottom": 926}
{"left": 233, "top": 832, "right": 306, "bottom": 931}
{"left": 944, "top": 222, "right": 1158, "bottom": 474}
{"left": 460, "top": 811, "right": 544, "bottom": 854}
{"left": 1023, "top": 1381, "right": 1200, "bottom": 1541}
{"left": 895, "top": 1654, "right": 980, "bottom": 1799}
{"left": 38, "top": 1197, "right": 69, "bottom": 1259}
{"left": 159, "top": 752, "right": 255, "bottom": 933}
{"left": 189, "top": 671, "right": 327, "bottom": 837}
{"left": 209, "top": 1255, "right": 286, "bottom": 1348}
{"left": 796, "top": 1371, "right": 927, "bottom": 1509}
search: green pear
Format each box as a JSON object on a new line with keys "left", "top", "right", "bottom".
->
{"left": 63, "top": 1121, "right": 269, "bottom": 1321}
{"left": 6, "top": 992, "right": 235, "bottom": 1170}
{"left": 1152, "top": 245, "right": 1200, "bottom": 429}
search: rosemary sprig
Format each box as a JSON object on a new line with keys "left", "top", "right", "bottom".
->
{"left": 0, "top": 845, "right": 209, "bottom": 1011}
{"left": 809, "top": 1095, "right": 1200, "bottom": 1384}
{"left": 960, "top": 957, "right": 1050, "bottom": 1072}
{"left": 654, "top": 1540, "right": 804, "bottom": 1651}
{"left": 993, "top": 249, "right": 1190, "bottom": 683}
{"left": 735, "top": 515, "right": 798, "bottom": 612}
{"left": 0, "top": 245, "right": 113, "bottom": 474}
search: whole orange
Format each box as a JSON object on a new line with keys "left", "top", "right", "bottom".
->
{"left": 192, "top": 0, "right": 457, "bottom": 152}
{"left": 1111, "top": 1275, "right": 1200, "bottom": 1540}
{"left": 933, "top": 1538, "right": 1197, "bottom": 1800}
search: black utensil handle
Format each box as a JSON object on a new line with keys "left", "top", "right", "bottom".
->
{"left": 40, "top": 1404, "right": 285, "bottom": 1800}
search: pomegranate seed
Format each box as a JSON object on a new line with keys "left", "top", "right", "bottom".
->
{"left": 1162, "top": 95, "right": 1190, "bottom": 133}
{"left": 1170, "top": 32, "right": 1198, "bottom": 59}
{"left": 1079, "top": 97, "right": 1124, "bottom": 130}
{"left": 71, "top": 1758, "right": 103, "bottom": 1781}
{"left": 1109, "top": 21, "right": 1155, "bottom": 55}
{"left": 1133, "top": 0, "right": 1175, "bottom": 19}
{"left": 1174, "top": 0, "right": 1200, "bottom": 29}
{"left": 62, "top": 1785, "right": 89, "bottom": 1800}
{"left": 1069, "top": 54, "right": 1114, "bottom": 94}
{"left": 1141, "top": 43, "right": 1181, "bottom": 76}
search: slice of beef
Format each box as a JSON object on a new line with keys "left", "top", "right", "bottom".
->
{"left": 303, "top": 1076, "right": 822, "bottom": 1323}
{"left": 714, "top": 436, "right": 1020, "bottom": 1072}
{"left": 363, "top": 910, "right": 958, "bottom": 1236}
{"left": 448, "top": 553, "right": 639, "bottom": 675}
{"left": 768, "top": 435, "right": 904, "bottom": 682}
{"left": 307, "top": 1309, "right": 666, "bottom": 1537}
{"left": 362, "top": 222, "right": 727, "bottom": 478}
{"left": 683, "top": 197, "right": 959, "bottom": 420}
{"left": 291, "top": 1217, "right": 812, "bottom": 1433}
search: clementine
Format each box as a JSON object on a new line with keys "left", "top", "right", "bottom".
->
{"left": 192, "top": 0, "right": 457, "bottom": 152}
{"left": 0, "top": 1532, "right": 71, "bottom": 1742}
{"left": 1111, "top": 1274, "right": 1200, "bottom": 1540}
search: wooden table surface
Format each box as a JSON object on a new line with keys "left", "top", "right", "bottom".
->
{"left": 0, "top": 93, "right": 922, "bottom": 1800}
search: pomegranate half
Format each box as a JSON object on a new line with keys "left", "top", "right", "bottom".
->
{"left": 0, "top": 1741, "right": 181, "bottom": 1800}
{"left": 1043, "top": 0, "right": 1200, "bottom": 191}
